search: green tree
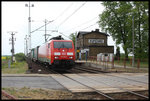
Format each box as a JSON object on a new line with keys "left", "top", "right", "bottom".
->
{"left": 69, "top": 33, "right": 76, "bottom": 47}
{"left": 14, "top": 53, "right": 25, "bottom": 62}
{"left": 99, "top": 1, "right": 148, "bottom": 59}
{"left": 131, "top": 2, "right": 149, "bottom": 59}
{"left": 99, "top": 1, "right": 132, "bottom": 59}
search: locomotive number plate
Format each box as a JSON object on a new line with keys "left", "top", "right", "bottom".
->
{"left": 62, "top": 52, "right": 66, "bottom": 55}
{"left": 61, "top": 56, "right": 67, "bottom": 58}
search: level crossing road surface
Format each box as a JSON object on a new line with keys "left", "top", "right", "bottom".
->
{"left": 2, "top": 73, "right": 148, "bottom": 93}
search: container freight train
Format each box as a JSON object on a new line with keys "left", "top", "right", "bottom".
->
{"left": 30, "top": 36, "right": 75, "bottom": 70}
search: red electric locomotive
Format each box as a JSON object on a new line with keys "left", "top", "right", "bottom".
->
{"left": 36, "top": 36, "right": 75, "bottom": 70}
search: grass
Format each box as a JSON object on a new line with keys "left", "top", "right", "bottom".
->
{"left": 2, "top": 87, "right": 73, "bottom": 100}
{"left": 87, "top": 57, "right": 148, "bottom": 68}
{"left": 107, "top": 67, "right": 148, "bottom": 73}
{"left": 114, "top": 59, "right": 148, "bottom": 68}
{"left": 2, "top": 61, "right": 28, "bottom": 74}
{"left": 86, "top": 59, "right": 148, "bottom": 73}
{"left": 2, "top": 87, "right": 149, "bottom": 100}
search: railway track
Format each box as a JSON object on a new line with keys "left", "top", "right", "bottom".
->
{"left": 47, "top": 69, "right": 115, "bottom": 100}
{"left": 69, "top": 66, "right": 149, "bottom": 99}
{"left": 28, "top": 61, "right": 114, "bottom": 99}
{"left": 27, "top": 61, "right": 148, "bottom": 100}
{"left": 75, "top": 74, "right": 148, "bottom": 99}
{"left": 73, "top": 65, "right": 148, "bottom": 85}
{"left": 50, "top": 68, "right": 148, "bottom": 100}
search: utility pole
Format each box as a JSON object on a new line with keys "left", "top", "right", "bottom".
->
{"left": 8, "top": 31, "right": 17, "bottom": 63}
{"left": 132, "top": 15, "right": 134, "bottom": 67}
{"left": 24, "top": 35, "right": 28, "bottom": 56}
{"left": 75, "top": 32, "right": 77, "bottom": 59}
{"left": 44, "top": 19, "right": 48, "bottom": 42}
{"left": 43, "top": 19, "right": 52, "bottom": 43}
{"left": 24, "top": 37, "right": 26, "bottom": 55}
{"left": 25, "top": 1, "right": 34, "bottom": 53}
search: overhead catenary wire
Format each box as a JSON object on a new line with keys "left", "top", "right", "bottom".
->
{"left": 59, "top": 32, "right": 71, "bottom": 39}
{"left": 58, "top": 21, "right": 98, "bottom": 40}
{"left": 58, "top": 2, "right": 86, "bottom": 28}
{"left": 31, "top": 32, "right": 44, "bottom": 46}
{"left": 30, "top": 2, "right": 86, "bottom": 41}
{"left": 63, "top": 16, "right": 98, "bottom": 33}
{"left": 49, "top": 31, "right": 71, "bottom": 40}
{"left": 80, "top": 22, "right": 98, "bottom": 30}
{"left": 56, "top": 22, "right": 98, "bottom": 42}
{"left": 63, "top": 22, "right": 98, "bottom": 37}
{"left": 55, "top": 2, "right": 87, "bottom": 39}
{"left": 30, "top": 3, "right": 74, "bottom": 34}
{"left": 30, "top": 20, "right": 54, "bottom": 34}
{"left": 29, "top": 2, "right": 99, "bottom": 47}
{"left": 32, "top": 37, "right": 44, "bottom": 48}
{"left": 31, "top": 31, "right": 70, "bottom": 47}
{"left": 30, "top": 3, "right": 74, "bottom": 46}
{"left": 54, "top": 3, "right": 74, "bottom": 21}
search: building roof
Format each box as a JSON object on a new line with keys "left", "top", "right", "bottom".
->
{"left": 77, "top": 29, "right": 109, "bottom": 38}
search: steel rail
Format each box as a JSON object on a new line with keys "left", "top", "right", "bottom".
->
{"left": 76, "top": 73, "right": 149, "bottom": 99}
{"left": 74, "top": 65, "right": 109, "bottom": 73}
{"left": 73, "top": 66, "right": 148, "bottom": 99}
{"left": 76, "top": 66, "right": 148, "bottom": 84}
{"left": 61, "top": 74, "right": 114, "bottom": 100}
{"left": 47, "top": 69, "right": 114, "bottom": 100}
{"left": 27, "top": 61, "right": 148, "bottom": 99}
{"left": 73, "top": 67, "right": 100, "bottom": 73}
{"left": 106, "top": 73, "right": 148, "bottom": 84}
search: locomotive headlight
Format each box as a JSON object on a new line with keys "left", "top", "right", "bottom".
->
{"left": 55, "top": 56, "right": 59, "bottom": 59}
{"left": 54, "top": 52, "right": 61, "bottom": 55}
{"left": 69, "top": 57, "right": 73, "bottom": 59}
{"left": 67, "top": 52, "right": 73, "bottom": 55}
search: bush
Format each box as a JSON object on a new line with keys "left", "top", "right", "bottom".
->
{"left": 14, "top": 53, "right": 25, "bottom": 62}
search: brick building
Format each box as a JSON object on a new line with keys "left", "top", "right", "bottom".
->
{"left": 76, "top": 29, "right": 114, "bottom": 59}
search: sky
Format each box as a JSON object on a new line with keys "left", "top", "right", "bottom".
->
{"left": 2, "top": 1, "right": 124, "bottom": 55}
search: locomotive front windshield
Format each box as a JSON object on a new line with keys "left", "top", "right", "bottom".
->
{"left": 54, "top": 42, "right": 73, "bottom": 48}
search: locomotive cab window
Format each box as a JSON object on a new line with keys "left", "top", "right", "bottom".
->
{"left": 54, "top": 42, "right": 72, "bottom": 48}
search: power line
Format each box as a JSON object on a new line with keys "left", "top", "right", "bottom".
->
{"left": 31, "top": 2, "right": 85, "bottom": 41}
{"left": 31, "top": 35, "right": 44, "bottom": 48}
{"left": 33, "top": 38, "right": 43, "bottom": 48}
{"left": 64, "top": 22, "right": 97, "bottom": 36}
{"left": 31, "top": 32, "right": 43, "bottom": 43}
{"left": 30, "top": 20, "right": 54, "bottom": 34}
{"left": 59, "top": 21, "right": 98, "bottom": 40}
{"left": 80, "top": 22, "right": 97, "bottom": 30}
{"left": 54, "top": 3, "right": 74, "bottom": 21}
{"left": 58, "top": 2, "right": 86, "bottom": 27}
{"left": 58, "top": 32, "right": 70, "bottom": 39}
{"left": 30, "top": 3, "right": 73, "bottom": 34}
{"left": 29, "top": 2, "right": 85, "bottom": 46}
{"left": 64, "top": 16, "right": 98, "bottom": 33}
